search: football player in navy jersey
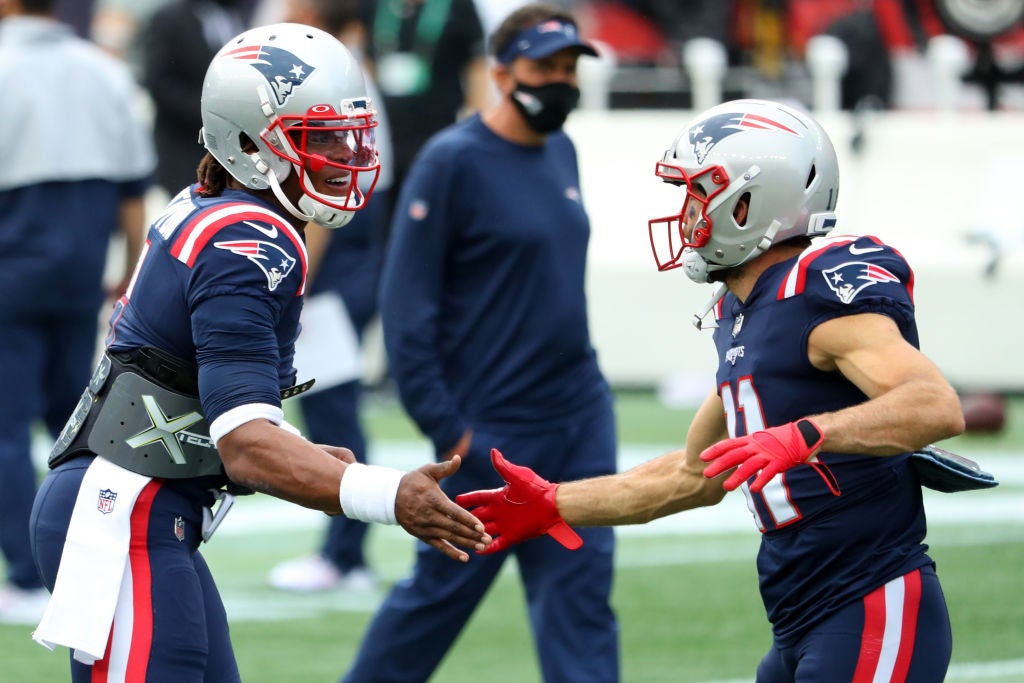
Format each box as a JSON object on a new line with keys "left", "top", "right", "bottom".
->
{"left": 458, "top": 99, "right": 967, "bottom": 682}
{"left": 28, "top": 22, "right": 488, "bottom": 682}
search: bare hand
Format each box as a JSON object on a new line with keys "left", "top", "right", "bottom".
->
{"left": 395, "top": 455, "right": 491, "bottom": 561}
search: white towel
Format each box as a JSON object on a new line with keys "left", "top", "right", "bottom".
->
{"left": 33, "top": 457, "right": 152, "bottom": 665}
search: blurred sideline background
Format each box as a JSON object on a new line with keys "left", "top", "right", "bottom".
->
{"left": 5, "top": 0, "right": 1024, "bottom": 680}
{"left": 109, "top": 0, "right": 1024, "bottom": 402}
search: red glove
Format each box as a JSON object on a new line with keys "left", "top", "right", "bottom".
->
{"left": 455, "top": 449, "right": 583, "bottom": 555}
{"left": 700, "top": 419, "right": 824, "bottom": 493}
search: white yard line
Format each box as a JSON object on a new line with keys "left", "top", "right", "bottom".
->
{"left": 693, "top": 658, "right": 1024, "bottom": 683}
{"left": 946, "top": 658, "right": 1024, "bottom": 679}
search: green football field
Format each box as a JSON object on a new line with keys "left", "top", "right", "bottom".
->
{"left": 3, "top": 391, "right": 1022, "bottom": 682}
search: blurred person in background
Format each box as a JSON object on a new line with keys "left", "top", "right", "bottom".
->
{"left": 266, "top": 0, "right": 397, "bottom": 594}
{"left": 0, "top": 0, "right": 155, "bottom": 623}
{"left": 52, "top": 0, "right": 96, "bottom": 36}
{"left": 365, "top": 0, "right": 490, "bottom": 229}
{"left": 342, "top": 4, "right": 620, "bottom": 682}
{"left": 140, "top": 0, "right": 255, "bottom": 199}
{"left": 90, "top": 0, "right": 172, "bottom": 65}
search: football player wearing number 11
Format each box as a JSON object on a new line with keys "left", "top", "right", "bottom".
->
{"left": 459, "top": 99, "right": 969, "bottom": 682}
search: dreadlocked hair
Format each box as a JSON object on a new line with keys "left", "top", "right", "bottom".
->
{"left": 196, "top": 152, "right": 229, "bottom": 197}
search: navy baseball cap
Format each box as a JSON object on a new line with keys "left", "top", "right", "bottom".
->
{"left": 497, "top": 18, "right": 598, "bottom": 64}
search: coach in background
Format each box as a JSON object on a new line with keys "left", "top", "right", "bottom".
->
{"left": 0, "top": 0, "right": 154, "bottom": 624}
{"left": 460, "top": 99, "right": 971, "bottom": 682}
{"left": 343, "top": 4, "right": 620, "bottom": 682}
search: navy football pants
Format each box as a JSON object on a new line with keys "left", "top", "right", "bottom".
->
{"left": 342, "top": 395, "right": 620, "bottom": 683}
{"left": 756, "top": 565, "right": 951, "bottom": 682}
{"left": 30, "top": 457, "right": 240, "bottom": 682}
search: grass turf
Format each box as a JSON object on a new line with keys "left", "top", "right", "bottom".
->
{"left": 3, "top": 390, "right": 1022, "bottom": 681}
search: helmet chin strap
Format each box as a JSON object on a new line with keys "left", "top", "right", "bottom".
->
{"left": 736, "top": 219, "right": 782, "bottom": 268}
{"left": 257, "top": 155, "right": 357, "bottom": 229}
{"left": 253, "top": 155, "right": 315, "bottom": 224}
{"left": 692, "top": 283, "right": 727, "bottom": 330}
{"left": 298, "top": 193, "right": 354, "bottom": 228}
{"left": 687, "top": 219, "right": 782, "bottom": 329}
{"left": 267, "top": 168, "right": 317, "bottom": 224}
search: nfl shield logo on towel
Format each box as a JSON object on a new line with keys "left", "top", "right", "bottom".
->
{"left": 174, "top": 516, "right": 186, "bottom": 542}
{"left": 97, "top": 488, "right": 117, "bottom": 514}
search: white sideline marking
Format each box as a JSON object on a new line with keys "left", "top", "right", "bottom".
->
{"left": 947, "top": 658, "right": 1024, "bottom": 679}
{"left": 693, "top": 658, "right": 1024, "bottom": 683}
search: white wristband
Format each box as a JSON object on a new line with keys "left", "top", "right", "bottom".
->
{"left": 338, "top": 463, "right": 405, "bottom": 525}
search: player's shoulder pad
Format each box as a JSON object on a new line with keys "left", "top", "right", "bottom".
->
{"left": 169, "top": 200, "right": 309, "bottom": 296}
{"left": 776, "top": 234, "right": 914, "bottom": 306}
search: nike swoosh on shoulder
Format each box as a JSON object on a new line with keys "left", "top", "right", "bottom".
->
{"left": 243, "top": 220, "right": 278, "bottom": 239}
{"left": 848, "top": 244, "right": 883, "bottom": 255}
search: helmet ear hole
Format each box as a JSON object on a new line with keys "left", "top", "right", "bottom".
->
{"left": 806, "top": 164, "right": 817, "bottom": 188}
{"left": 733, "top": 192, "right": 751, "bottom": 226}
{"left": 239, "top": 133, "right": 259, "bottom": 154}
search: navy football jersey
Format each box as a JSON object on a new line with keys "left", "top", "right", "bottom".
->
{"left": 711, "top": 234, "right": 933, "bottom": 645}
{"left": 106, "top": 186, "right": 308, "bottom": 426}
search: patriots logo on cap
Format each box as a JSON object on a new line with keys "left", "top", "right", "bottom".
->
{"left": 689, "top": 112, "right": 800, "bottom": 164}
{"left": 536, "top": 19, "right": 574, "bottom": 36}
{"left": 822, "top": 261, "right": 900, "bottom": 304}
{"left": 224, "top": 44, "right": 315, "bottom": 105}
{"left": 215, "top": 240, "right": 297, "bottom": 291}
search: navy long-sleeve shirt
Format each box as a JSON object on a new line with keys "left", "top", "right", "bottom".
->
{"left": 380, "top": 116, "right": 608, "bottom": 452}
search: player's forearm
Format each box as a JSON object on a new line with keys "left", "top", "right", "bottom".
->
{"left": 557, "top": 450, "right": 721, "bottom": 526}
{"left": 814, "top": 378, "right": 964, "bottom": 455}
{"left": 218, "top": 420, "right": 346, "bottom": 513}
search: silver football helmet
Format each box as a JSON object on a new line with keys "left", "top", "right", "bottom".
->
{"left": 200, "top": 23, "right": 380, "bottom": 228}
{"left": 648, "top": 99, "right": 840, "bottom": 283}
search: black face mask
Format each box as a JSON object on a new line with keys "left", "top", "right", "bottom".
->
{"left": 510, "top": 82, "right": 580, "bottom": 134}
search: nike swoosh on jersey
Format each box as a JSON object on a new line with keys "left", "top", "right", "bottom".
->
{"left": 848, "top": 244, "right": 883, "bottom": 255}
{"left": 244, "top": 220, "right": 278, "bottom": 239}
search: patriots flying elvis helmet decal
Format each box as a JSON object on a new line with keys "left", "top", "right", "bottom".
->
{"left": 689, "top": 112, "right": 801, "bottom": 164}
{"left": 222, "top": 44, "right": 315, "bottom": 106}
